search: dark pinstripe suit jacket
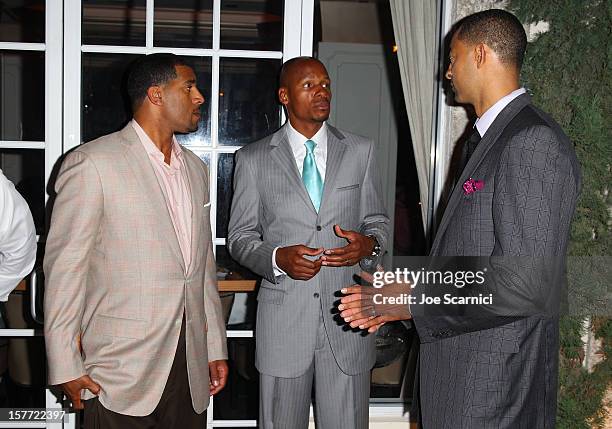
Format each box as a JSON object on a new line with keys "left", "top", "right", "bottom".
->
{"left": 228, "top": 123, "right": 390, "bottom": 377}
{"left": 412, "top": 94, "right": 581, "bottom": 428}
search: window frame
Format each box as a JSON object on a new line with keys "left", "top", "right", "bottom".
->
{"left": 0, "top": 1, "right": 63, "bottom": 203}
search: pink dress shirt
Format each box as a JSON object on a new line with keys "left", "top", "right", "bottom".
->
{"left": 131, "top": 120, "right": 193, "bottom": 270}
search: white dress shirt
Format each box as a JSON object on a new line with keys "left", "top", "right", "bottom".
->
{"left": 272, "top": 121, "right": 329, "bottom": 276}
{"left": 475, "top": 88, "right": 526, "bottom": 137}
{"left": 285, "top": 120, "right": 328, "bottom": 180}
{"left": 0, "top": 169, "right": 37, "bottom": 301}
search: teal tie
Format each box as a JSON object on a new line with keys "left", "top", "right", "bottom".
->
{"left": 302, "top": 139, "right": 323, "bottom": 211}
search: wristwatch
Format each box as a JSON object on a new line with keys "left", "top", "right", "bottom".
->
{"left": 367, "top": 235, "right": 381, "bottom": 258}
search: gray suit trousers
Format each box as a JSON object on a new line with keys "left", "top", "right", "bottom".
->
{"left": 259, "top": 309, "right": 370, "bottom": 429}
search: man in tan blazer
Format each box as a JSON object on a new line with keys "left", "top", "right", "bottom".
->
{"left": 44, "top": 53, "right": 228, "bottom": 428}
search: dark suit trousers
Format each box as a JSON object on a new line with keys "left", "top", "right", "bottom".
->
{"left": 83, "top": 316, "right": 206, "bottom": 429}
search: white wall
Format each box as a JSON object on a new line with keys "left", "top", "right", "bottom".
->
{"left": 320, "top": 1, "right": 384, "bottom": 44}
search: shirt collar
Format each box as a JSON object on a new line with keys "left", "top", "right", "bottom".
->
{"left": 475, "top": 88, "right": 526, "bottom": 138}
{"left": 285, "top": 120, "right": 328, "bottom": 154}
{"left": 131, "top": 119, "right": 183, "bottom": 170}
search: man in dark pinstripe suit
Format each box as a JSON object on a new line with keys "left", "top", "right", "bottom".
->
{"left": 339, "top": 9, "right": 580, "bottom": 428}
{"left": 228, "top": 57, "right": 389, "bottom": 429}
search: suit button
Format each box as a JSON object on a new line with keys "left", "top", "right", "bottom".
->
{"left": 313, "top": 293, "right": 320, "bottom": 298}
{"left": 316, "top": 225, "right": 322, "bottom": 231}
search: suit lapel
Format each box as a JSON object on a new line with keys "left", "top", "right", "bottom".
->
{"left": 183, "top": 152, "right": 204, "bottom": 275}
{"left": 119, "top": 124, "right": 186, "bottom": 272}
{"left": 319, "top": 125, "right": 347, "bottom": 214}
{"left": 431, "top": 94, "right": 532, "bottom": 255}
{"left": 269, "top": 125, "right": 317, "bottom": 212}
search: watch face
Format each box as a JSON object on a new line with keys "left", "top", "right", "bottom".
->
{"left": 360, "top": 256, "right": 377, "bottom": 273}
{"left": 372, "top": 245, "right": 381, "bottom": 257}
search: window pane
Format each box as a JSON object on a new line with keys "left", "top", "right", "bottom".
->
{"left": 175, "top": 57, "right": 213, "bottom": 147}
{"left": 0, "top": 51, "right": 45, "bottom": 141}
{"left": 216, "top": 153, "right": 234, "bottom": 238}
{"left": 0, "top": 149, "right": 45, "bottom": 235}
{"left": 216, "top": 245, "right": 257, "bottom": 281}
{"left": 154, "top": 0, "right": 213, "bottom": 48}
{"left": 370, "top": 322, "right": 416, "bottom": 399}
{"left": 188, "top": 150, "right": 210, "bottom": 170}
{"left": 82, "top": 54, "right": 212, "bottom": 144}
{"left": 212, "top": 337, "right": 258, "bottom": 421}
{"left": 82, "top": 0, "right": 146, "bottom": 46}
{"left": 220, "top": 0, "right": 284, "bottom": 51}
{"left": 82, "top": 53, "right": 141, "bottom": 143}
{"left": 218, "top": 58, "right": 281, "bottom": 146}
{"left": 0, "top": 0, "right": 45, "bottom": 43}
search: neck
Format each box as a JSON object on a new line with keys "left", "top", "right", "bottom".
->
{"left": 133, "top": 112, "right": 174, "bottom": 163}
{"left": 473, "top": 76, "right": 520, "bottom": 118}
{"left": 289, "top": 119, "right": 324, "bottom": 139}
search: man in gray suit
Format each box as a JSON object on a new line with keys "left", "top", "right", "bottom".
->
{"left": 228, "top": 57, "right": 389, "bottom": 429}
{"left": 339, "top": 10, "right": 580, "bottom": 428}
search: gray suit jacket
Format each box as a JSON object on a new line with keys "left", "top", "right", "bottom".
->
{"left": 412, "top": 94, "right": 581, "bottom": 428}
{"left": 227, "top": 123, "right": 389, "bottom": 377}
{"left": 44, "top": 124, "right": 228, "bottom": 416}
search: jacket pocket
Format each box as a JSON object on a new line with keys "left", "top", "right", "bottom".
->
{"left": 458, "top": 325, "right": 520, "bottom": 354}
{"left": 256, "top": 286, "right": 286, "bottom": 305}
{"left": 336, "top": 183, "right": 360, "bottom": 191}
{"left": 94, "top": 315, "right": 148, "bottom": 340}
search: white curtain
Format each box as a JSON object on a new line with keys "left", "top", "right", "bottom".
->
{"left": 390, "top": 0, "right": 438, "bottom": 230}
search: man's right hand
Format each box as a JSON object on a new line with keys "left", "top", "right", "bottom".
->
{"left": 61, "top": 375, "right": 101, "bottom": 410}
{"left": 276, "top": 245, "right": 323, "bottom": 280}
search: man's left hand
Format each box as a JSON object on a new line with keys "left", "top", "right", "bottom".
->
{"left": 320, "top": 225, "right": 375, "bottom": 267}
{"left": 209, "top": 360, "right": 228, "bottom": 395}
{"left": 338, "top": 271, "right": 412, "bottom": 333}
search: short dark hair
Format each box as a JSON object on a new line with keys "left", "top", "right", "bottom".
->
{"left": 126, "top": 53, "right": 191, "bottom": 109}
{"left": 278, "top": 56, "right": 323, "bottom": 88}
{"left": 456, "top": 9, "right": 527, "bottom": 69}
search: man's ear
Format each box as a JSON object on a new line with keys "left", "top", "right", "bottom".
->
{"left": 474, "top": 43, "right": 487, "bottom": 69}
{"left": 146, "top": 86, "right": 163, "bottom": 106}
{"left": 278, "top": 87, "right": 289, "bottom": 106}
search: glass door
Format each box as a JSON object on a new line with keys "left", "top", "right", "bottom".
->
{"left": 0, "top": 1, "right": 64, "bottom": 427}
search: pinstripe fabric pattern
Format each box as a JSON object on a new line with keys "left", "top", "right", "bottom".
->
{"left": 412, "top": 94, "right": 580, "bottom": 428}
{"left": 228, "top": 123, "right": 389, "bottom": 426}
{"left": 259, "top": 309, "right": 370, "bottom": 429}
{"left": 44, "top": 124, "right": 228, "bottom": 416}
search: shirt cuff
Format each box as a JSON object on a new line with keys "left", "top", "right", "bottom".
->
{"left": 272, "top": 247, "right": 287, "bottom": 277}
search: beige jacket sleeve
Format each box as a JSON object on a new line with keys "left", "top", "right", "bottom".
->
{"left": 43, "top": 151, "right": 102, "bottom": 385}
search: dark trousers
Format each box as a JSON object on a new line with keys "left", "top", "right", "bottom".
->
{"left": 83, "top": 317, "right": 206, "bottom": 429}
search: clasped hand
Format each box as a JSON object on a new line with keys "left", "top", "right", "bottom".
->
{"left": 61, "top": 360, "right": 228, "bottom": 409}
{"left": 275, "top": 225, "right": 375, "bottom": 280}
{"left": 61, "top": 375, "right": 100, "bottom": 409}
{"left": 337, "top": 271, "right": 413, "bottom": 333}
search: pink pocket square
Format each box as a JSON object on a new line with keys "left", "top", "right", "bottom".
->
{"left": 463, "top": 178, "right": 484, "bottom": 195}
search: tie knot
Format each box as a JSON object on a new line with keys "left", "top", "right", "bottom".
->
{"left": 469, "top": 129, "right": 482, "bottom": 144}
{"left": 304, "top": 139, "right": 316, "bottom": 154}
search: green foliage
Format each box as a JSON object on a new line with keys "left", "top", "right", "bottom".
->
{"left": 557, "top": 317, "right": 610, "bottom": 428}
{"left": 510, "top": 0, "right": 611, "bottom": 256}
{"left": 509, "top": 0, "right": 611, "bottom": 427}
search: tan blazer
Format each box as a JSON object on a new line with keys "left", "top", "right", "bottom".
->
{"left": 44, "top": 124, "right": 227, "bottom": 416}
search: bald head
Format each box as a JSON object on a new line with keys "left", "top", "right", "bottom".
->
{"left": 277, "top": 56, "right": 331, "bottom": 138}
{"left": 279, "top": 57, "right": 326, "bottom": 88}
